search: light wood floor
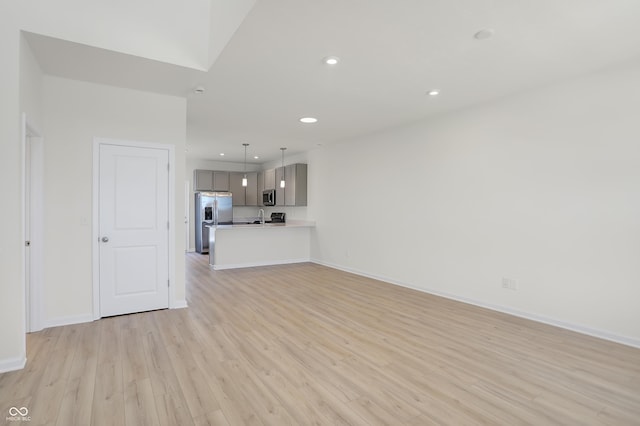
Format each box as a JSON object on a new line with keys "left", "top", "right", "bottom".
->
{"left": 1, "top": 254, "right": 640, "bottom": 425}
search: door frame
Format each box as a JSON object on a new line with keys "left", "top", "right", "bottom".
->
{"left": 185, "top": 179, "right": 190, "bottom": 252}
{"left": 92, "top": 137, "right": 176, "bottom": 320}
{"left": 22, "top": 113, "right": 44, "bottom": 333}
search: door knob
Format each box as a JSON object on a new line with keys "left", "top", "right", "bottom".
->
{"left": 101, "top": 236, "right": 109, "bottom": 243}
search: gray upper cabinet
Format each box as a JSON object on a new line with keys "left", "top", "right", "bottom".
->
{"left": 275, "top": 167, "right": 285, "bottom": 207}
{"left": 284, "top": 163, "right": 308, "bottom": 206}
{"left": 229, "top": 171, "right": 258, "bottom": 206}
{"left": 212, "top": 171, "right": 230, "bottom": 192}
{"left": 194, "top": 170, "right": 230, "bottom": 192}
{"left": 194, "top": 169, "right": 213, "bottom": 191}
{"left": 257, "top": 171, "right": 265, "bottom": 206}
{"left": 264, "top": 168, "right": 276, "bottom": 190}
{"left": 245, "top": 172, "right": 258, "bottom": 206}
{"left": 195, "top": 166, "right": 305, "bottom": 206}
{"left": 229, "top": 172, "right": 246, "bottom": 205}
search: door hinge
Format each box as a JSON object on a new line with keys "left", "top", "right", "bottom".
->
{"left": 167, "top": 163, "right": 170, "bottom": 172}
{"left": 167, "top": 221, "right": 170, "bottom": 230}
{"left": 168, "top": 279, "right": 170, "bottom": 288}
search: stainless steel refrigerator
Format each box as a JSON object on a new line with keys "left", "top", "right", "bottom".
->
{"left": 195, "top": 192, "right": 233, "bottom": 254}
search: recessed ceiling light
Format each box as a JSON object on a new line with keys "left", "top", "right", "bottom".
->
{"left": 427, "top": 89, "right": 440, "bottom": 96}
{"left": 474, "top": 29, "right": 494, "bottom": 40}
{"left": 194, "top": 86, "right": 205, "bottom": 94}
{"left": 219, "top": 153, "right": 225, "bottom": 156}
{"left": 324, "top": 56, "right": 340, "bottom": 65}
{"left": 253, "top": 156, "right": 259, "bottom": 159}
{"left": 300, "top": 117, "right": 318, "bottom": 124}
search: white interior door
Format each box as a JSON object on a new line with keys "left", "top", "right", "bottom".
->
{"left": 23, "top": 113, "right": 44, "bottom": 333}
{"left": 24, "top": 135, "right": 31, "bottom": 331}
{"left": 99, "top": 143, "right": 169, "bottom": 317}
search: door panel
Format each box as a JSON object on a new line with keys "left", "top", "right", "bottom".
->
{"left": 114, "top": 246, "right": 158, "bottom": 295}
{"left": 99, "top": 144, "right": 169, "bottom": 317}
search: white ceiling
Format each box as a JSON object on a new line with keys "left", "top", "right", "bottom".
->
{"left": 24, "top": 0, "right": 640, "bottom": 164}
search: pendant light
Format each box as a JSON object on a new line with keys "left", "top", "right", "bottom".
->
{"left": 280, "top": 147, "right": 286, "bottom": 188}
{"left": 242, "top": 143, "right": 249, "bottom": 187}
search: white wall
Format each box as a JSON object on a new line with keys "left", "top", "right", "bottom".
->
{"left": 0, "top": 5, "right": 26, "bottom": 371}
{"left": 42, "top": 76, "right": 187, "bottom": 324}
{"left": 308, "top": 58, "right": 640, "bottom": 346}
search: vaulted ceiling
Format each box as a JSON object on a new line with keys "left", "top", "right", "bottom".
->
{"left": 22, "top": 0, "right": 640, "bottom": 163}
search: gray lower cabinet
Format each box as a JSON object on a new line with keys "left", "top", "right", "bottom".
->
{"left": 285, "top": 163, "right": 308, "bottom": 206}
{"left": 229, "top": 171, "right": 258, "bottom": 206}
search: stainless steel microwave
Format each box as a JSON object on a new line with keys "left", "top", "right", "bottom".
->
{"left": 262, "top": 189, "right": 276, "bottom": 206}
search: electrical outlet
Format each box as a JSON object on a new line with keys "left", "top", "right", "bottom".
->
{"left": 502, "top": 278, "right": 518, "bottom": 290}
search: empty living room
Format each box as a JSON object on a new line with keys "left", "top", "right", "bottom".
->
{"left": 2, "top": 1, "right": 640, "bottom": 425}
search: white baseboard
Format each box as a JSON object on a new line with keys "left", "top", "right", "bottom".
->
{"left": 47, "top": 304, "right": 189, "bottom": 325}
{"left": 0, "top": 355, "right": 27, "bottom": 373}
{"left": 186, "top": 248, "right": 195, "bottom": 253}
{"left": 312, "top": 259, "right": 640, "bottom": 349}
{"left": 45, "top": 313, "right": 94, "bottom": 329}
{"left": 213, "top": 258, "right": 310, "bottom": 271}
{"left": 171, "top": 300, "right": 188, "bottom": 309}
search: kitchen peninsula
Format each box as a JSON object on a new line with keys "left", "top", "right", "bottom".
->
{"left": 208, "top": 221, "right": 315, "bottom": 270}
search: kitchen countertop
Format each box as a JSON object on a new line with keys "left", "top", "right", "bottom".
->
{"left": 215, "top": 220, "right": 315, "bottom": 230}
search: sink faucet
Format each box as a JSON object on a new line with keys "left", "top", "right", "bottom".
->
{"left": 258, "top": 208, "right": 265, "bottom": 225}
